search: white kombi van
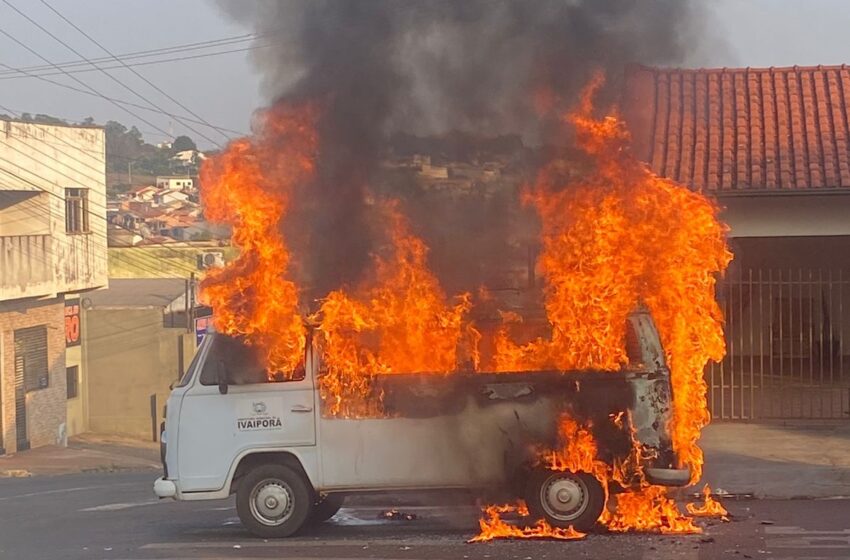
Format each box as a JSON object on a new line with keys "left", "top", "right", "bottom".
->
{"left": 154, "top": 309, "right": 689, "bottom": 538}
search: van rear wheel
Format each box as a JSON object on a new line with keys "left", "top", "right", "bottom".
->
{"left": 236, "top": 464, "right": 313, "bottom": 538}
{"left": 524, "top": 469, "right": 605, "bottom": 532}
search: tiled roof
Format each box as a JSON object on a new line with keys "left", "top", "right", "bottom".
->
{"left": 622, "top": 65, "right": 850, "bottom": 192}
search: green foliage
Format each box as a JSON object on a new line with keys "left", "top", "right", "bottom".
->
{"left": 172, "top": 135, "right": 197, "bottom": 153}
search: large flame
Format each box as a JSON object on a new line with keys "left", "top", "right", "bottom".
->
{"left": 199, "top": 104, "right": 317, "bottom": 375}
{"left": 314, "top": 201, "right": 472, "bottom": 416}
{"left": 492, "top": 75, "right": 731, "bottom": 483}
{"left": 200, "top": 75, "right": 731, "bottom": 542}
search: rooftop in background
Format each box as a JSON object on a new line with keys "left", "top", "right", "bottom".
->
{"left": 85, "top": 278, "right": 188, "bottom": 309}
{"left": 622, "top": 64, "right": 850, "bottom": 193}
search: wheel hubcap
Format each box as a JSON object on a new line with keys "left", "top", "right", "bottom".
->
{"left": 541, "top": 474, "right": 588, "bottom": 521}
{"left": 250, "top": 480, "right": 294, "bottom": 526}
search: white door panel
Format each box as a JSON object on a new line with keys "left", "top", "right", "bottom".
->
{"left": 177, "top": 373, "right": 315, "bottom": 493}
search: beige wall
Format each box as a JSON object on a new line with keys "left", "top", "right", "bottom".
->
{"left": 0, "top": 120, "right": 107, "bottom": 300}
{"left": 720, "top": 193, "right": 850, "bottom": 238}
{"left": 0, "top": 298, "right": 66, "bottom": 454}
{"left": 0, "top": 191, "right": 49, "bottom": 236}
{"left": 84, "top": 307, "right": 194, "bottom": 439}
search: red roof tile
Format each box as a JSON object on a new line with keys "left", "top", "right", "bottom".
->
{"left": 622, "top": 65, "right": 850, "bottom": 192}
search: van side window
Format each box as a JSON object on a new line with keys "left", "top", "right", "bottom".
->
{"left": 199, "top": 335, "right": 305, "bottom": 385}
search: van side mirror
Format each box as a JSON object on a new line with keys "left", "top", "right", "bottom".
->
{"left": 217, "top": 360, "right": 229, "bottom": 395}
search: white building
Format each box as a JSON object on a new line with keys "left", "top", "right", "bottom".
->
{"left": 0, "top": 119, "right": 107, "bottom": 453}
{"left": 156, "top": 176, "right": 193, "bottom": 191}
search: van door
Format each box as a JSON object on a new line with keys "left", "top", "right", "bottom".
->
{"left": 176, "top": 334, "right": 316, "bottom": 493}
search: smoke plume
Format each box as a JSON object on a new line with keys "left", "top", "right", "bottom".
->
{"left": 215, "top": 0, "right": 719, "bottom": 295}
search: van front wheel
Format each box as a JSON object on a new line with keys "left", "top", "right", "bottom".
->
{"left": 236, "top": 464, "right": 313, "bottom": 538}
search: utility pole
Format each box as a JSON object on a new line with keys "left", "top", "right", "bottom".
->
{"left": 128, "top": 161, "right": 134, "bottom": 186}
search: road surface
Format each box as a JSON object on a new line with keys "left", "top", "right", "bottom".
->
{"left": 1, "top": 471, "right": 848, "bottom": 560}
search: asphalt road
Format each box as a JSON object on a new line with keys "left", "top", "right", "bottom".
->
{"left": 1, "top": 471, "right": 849, "bottom": 560}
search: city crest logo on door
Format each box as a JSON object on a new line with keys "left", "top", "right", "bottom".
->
{"left": 237, "top": 399, "right": 283, "bottom": 431}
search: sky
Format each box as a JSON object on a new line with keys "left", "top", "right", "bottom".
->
{"left": 0, "top": 0, "right": 849, "bottom": 150}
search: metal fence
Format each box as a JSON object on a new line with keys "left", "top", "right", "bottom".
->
{"left": 707, "top": 269, "right": 850, "bottom": 420}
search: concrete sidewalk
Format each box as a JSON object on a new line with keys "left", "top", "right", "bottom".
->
{"left": 0, "top": 433, "right": 159, "bottom": 477}
{"left": 699, "top": 422, "right": 850, "bottom": 499}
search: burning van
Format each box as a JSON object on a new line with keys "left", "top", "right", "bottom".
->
{"left": 154, "top": 307, "right": 689, "bottom": 538}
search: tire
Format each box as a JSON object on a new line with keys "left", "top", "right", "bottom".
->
{"left": 524, "top": 469, "right": 605, "bottom": 532}
{"left": 309, "top": 493, "right": 345, "bottom": 523}
{"left": 236, "top": 463, "right": 314, "bottom": 538}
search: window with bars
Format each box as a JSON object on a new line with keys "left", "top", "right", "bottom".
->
{"left": 65, "top": 188, "right": 89, "bottom": 233}
{"left": 66, "top": 366, "right": 79, "bottom": 399}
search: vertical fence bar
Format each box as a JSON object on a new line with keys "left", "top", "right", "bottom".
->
{"left": 798, "top": 268, "right": 803, "bottom": 417}
{"left": 749, "top": 269, "right": 755, "bottom": 419}
{"left": 779, "top": 269, "right": 785, "bottom": 416}
{"left": 812, "top": 268, "right": 820, "bottom": 417}
{"left": 769, "top": 269, "right": 774, "bottom": 418}
{"left": 808, "top": 269, "right": 815, "bottom": 417}
{"left": 739, "top": 269, "right": 745, "bottom": 419}
{"left": 829, "top": 269, "right": 835, "bottom": 387}
{"left": 759, "top": 269, "right": 764, "bottom": 420}
{"left": 838, "top": 268, "right": 844, "bottom": 383}
{"left": 720, "top": 280, "right": 732, "bottom": 418}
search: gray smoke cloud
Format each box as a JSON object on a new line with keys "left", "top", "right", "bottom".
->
{"left": 215, "top": 0, "right": 720, "bottom": 296}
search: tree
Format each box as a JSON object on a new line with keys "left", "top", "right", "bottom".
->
{"left": 172, "top": 135, "right": 197, "bottom": 153}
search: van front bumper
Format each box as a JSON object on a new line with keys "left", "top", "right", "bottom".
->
{"left": 154, "top": 477, "right": 177, "bottom": 499}
{"left": 645, "top": 467, "right": 691, "bottom": 487}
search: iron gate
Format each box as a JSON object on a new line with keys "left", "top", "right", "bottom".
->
{"left": 707, "top": 269, "right": 850, "bottom": 420}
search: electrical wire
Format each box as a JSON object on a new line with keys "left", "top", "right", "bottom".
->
{"left": 1, "top": 0, "right": 224, "bottom": 148}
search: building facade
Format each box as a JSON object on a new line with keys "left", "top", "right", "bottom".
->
{"left": 0, "top": 119, "right": 107, "bottom": 453}
{"left": 623, "top": 64, "right": 850, "bottom": 420}
{"left": 81, "top": 279, "right": 196, "bottom": 440}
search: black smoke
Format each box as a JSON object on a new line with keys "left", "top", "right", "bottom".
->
{"left": 216, "top": 0, "right": 719, "bottom": 296}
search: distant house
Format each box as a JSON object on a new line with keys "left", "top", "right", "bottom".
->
{"left": 623, "top": 64, "right": 850, "bottom": 421}
{"left": 128, "top": 185, "right": 159, "bottom": 202}
{"left": 156, "top": 176, "right": 193, "bottom": 191}
{"left": 154, "top": 189, "right": 190, "bottom": 206}
{"left": 172, "top": 149, "right": 207, "bottom": 166}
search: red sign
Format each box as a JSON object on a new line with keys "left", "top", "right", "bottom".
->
{"left": 65, "top": 299, "right": 81, "bottom": 347}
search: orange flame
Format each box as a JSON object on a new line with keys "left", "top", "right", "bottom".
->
{"left": 541, "top": 416, "right": 608, "bottom": 484}
{"left": 491, "top": 74, "right": 731, "bottom": 485}
{"left": 314, "top": 201, "right": 472, "bottom": 416}
{"left": 199, "top": 104, "right": 317, "bottom": 376}
{"left": 606, "top": 486, "right": 700, "bottom": 534}
{"left": 686, "top": 484, "right": 729, "bottom": 518}
{"left": 469, "top": 502, "right": 585, "bottom": 543}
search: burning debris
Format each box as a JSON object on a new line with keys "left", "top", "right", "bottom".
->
{"left": 469, "top": 503, "right": 585, "bottom": 543}
{"left": 378, "top": 509, "right": 418, "bottom": 522}
{"left": 686, "top": 485, "right": 730, "bottom": 519}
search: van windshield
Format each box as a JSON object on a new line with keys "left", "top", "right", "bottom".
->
{"left": 174, "top": 335, "right": 209, "bottom": 388}
{"left": 199, "top": 334, "right": 304, "bottom": 385}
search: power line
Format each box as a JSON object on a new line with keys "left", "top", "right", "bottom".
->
{"left": 0, "top": 43, "right": 272, "bottom": 81}
{"left": 0, "top": 26, "right": 182, "bottom": 150}
{"left": 0, "top": 61, "right": 246, "bottom": 136}
{"left": 1, "top": 0, "right": 224, "bottom": 148}
{"left": 39, "top": 0, "right": 233, "bottom": 146}
{"left": 0, "top": 31, "right": 263, "bottom": 75}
